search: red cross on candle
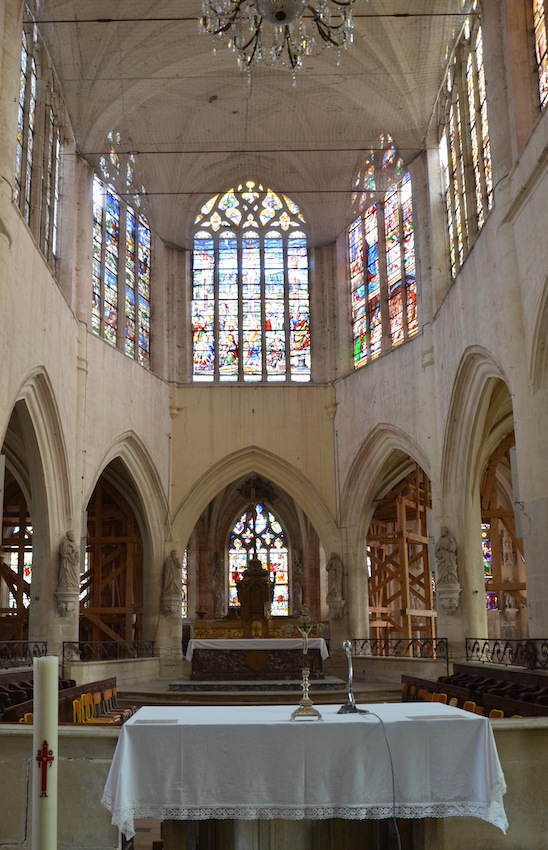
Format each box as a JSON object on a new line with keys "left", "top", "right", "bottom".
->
{"left": 36, "top": 740, "right": 54, "bottom": 797}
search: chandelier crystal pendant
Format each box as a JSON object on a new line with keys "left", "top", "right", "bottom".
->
{"left": 199, "top": 0, "right": 360, "bottom": 75}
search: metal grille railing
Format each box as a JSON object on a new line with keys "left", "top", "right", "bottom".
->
{"left": 0, "top": 641, "right": 47, "bottom": 668}
{"left": 466, "top": 638, "right": 548, "bottom": 669}
{"left": 62, "top": 640, "right": 155, "bottom": 664}
{"left": 351, "top": 637, "right": 449, "bottom": 666}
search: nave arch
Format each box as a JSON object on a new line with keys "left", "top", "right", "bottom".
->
{"left": 1, "top": 371, "right": 72, "bottom": 642}
{"left": 440, "top": 348, "right": 524, "bottom": 638}
{"left": 340, "top": 425, "right": 432, "bottom": 639}
{"left": 81, "top": 434, "right": 169, "bottom": 644}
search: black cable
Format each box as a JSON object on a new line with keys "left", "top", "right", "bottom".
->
{"left": 357, "top": 709, "right": 403, "bottom": 850}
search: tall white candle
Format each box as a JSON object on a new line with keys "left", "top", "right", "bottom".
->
{"left": 32, "top": 655, "right": 59, "bottom": 850}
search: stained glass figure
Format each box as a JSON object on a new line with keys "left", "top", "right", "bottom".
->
{"left": 92, "top": 174, "right": 151, "bottom": 366}
{"left": 349, "top": 137, "right": 417, "bottom": 367}
{"left": 228, "top": 504, "right": 289, "bottom": 616}
{"left": 192, "top": 181, "right": 310, "bottom": 383}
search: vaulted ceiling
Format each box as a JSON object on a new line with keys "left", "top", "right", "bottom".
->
{"left": 32, "top": 0, "right": 473, "bottom": 248}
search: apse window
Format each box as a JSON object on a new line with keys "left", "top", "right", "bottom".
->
{"left": 92, "top": 175, "right": 151, "bottom": 367}
{"left": 228, "top": 504, "right": 289, "bottom": 616}
{"left": 439, "top": 4, "right": 493, "bottom": 279}
{"left": 192, "top": 181, "right": 311, "bottom": 383}
{"left": 349, "top": 135, "right": 418, "bottom": 368}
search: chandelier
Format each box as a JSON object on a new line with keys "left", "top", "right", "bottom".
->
{"left": 199, "top": 0, "right": 359, "bottom": 74}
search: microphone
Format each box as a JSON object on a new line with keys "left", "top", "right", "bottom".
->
{"left": 338, "top": 639, "right": 358, "bottom": 714}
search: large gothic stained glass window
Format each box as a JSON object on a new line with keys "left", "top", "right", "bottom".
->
{"left": 92, "top": 175, "right": 151, "bottom": 366}
{"left": 228, "top": 504, "right": 289, "bottom": 616}
{"left": 534, "top": 0, "right": 548, "bottom": 108}
{"left": 439, "top": 4, "right": 493, "bottom": 279}
{"left": 349, "top": 136, "right": 418, "bottom": 368}
{"left": 192, "top": 181, "right": 311, "bottom": 382}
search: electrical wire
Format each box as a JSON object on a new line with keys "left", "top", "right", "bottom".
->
{"left": 355, "top": 708, "right": 403, "bottom": 850}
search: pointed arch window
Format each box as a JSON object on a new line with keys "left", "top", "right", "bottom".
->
{"left": 533, "top": 0, "right": 548, "bottom": 108}
{"left": 228, "top": 503, "right": 289, "bottom": 616}
{"left": 15, "top": 15, "right": 63, "bottom": 266}
{"left": 349, "top": 136, "right": 418, "bottom": 368}
{"left": 192, "top": 181, "right": 311, "bottom": 382}
{"left": 439, "top": 4, "right": 493, "bottom": 279}
{"left": 92, "top": 174, "right": 151, "bottom": 366}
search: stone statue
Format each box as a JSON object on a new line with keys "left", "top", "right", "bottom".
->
{"left": 58, "top": 529, "right": 80, "bottom": 591}
{"left": 293, "top": 579, "right": 303, "bottom": 613}
{"left": 162, "top": 550, "right": 182, "bottom": 596}
{"left": 434, "top": 526, "right": 458, "bottom": 584}
{"left": 326, "top": 552, "right": 343, "bottom": 602}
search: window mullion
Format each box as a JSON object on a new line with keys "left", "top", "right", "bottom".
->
{"left": 237, "top": 231, "right": 243, "bottom": 381}
{"left": 376, "top": 203, "right": 391, "bottom": 355}
{"left": 213, "top": 237, "right": 220, "bottom": 382}
{"left": 283, "top": 235, "right": 291, "bottom": 381}
{"left": 260, "top": 233, "right": 267, "bottom": 380}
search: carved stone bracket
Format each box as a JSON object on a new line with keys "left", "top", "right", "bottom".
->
{"left": 327, "top": 598, "right": 345, "bottom": 620}
{"left": 161, "top": 592, "right": 182, "bottom": 617}
{"left": 54, "top": 589, "right": 78, "bottom": 618}
{"left": 436, "top": 582, "right": 462, "bottom": 615}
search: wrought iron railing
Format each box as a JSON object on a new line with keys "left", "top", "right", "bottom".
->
{"left": 62, "top": 640, "right": 155, "bottom": 664}
{"left": 466, "top": 638, "right": 548, "bottom": 669}
{"left": 0, "top": 641, "right": 47, "bottom": 668}
{"left": 351, "top": 637, "right": 449, "bottom": 662}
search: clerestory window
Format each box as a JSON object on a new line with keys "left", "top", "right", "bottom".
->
{"left": 439, "top": 3, "right": 493, "bottom": 279}
{"left": 533, "top": 0, "right": 548, "bottom": 108}
{"left": 349, "top": 135, "right": 418, "bottom": 368}
{"left": 192, "top": 181, "right": 311, "bottom": 383}
{"left": 15, "top": 15, "right": 64, "bottom": 266}
{"left": 92, "top": 174, "right": 151, "bottom": 366}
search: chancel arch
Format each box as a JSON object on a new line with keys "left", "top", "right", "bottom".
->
{"left": 171, "top": 445, "right": 340, "bottom": 573}
{"left": 187, "top": 474, "right": 323, "bottom": 625}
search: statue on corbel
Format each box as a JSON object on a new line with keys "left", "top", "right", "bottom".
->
{"left": 434, "top": 526, "right": 462, "bottom": 614}
{"left": 326, "top": 552, "right": 345, "bottom": 619}
{"left": 161, "top": 549, "right": 182, "bottom": 617}
{"left": 55, "top": 529, "right": 80, "bottom": 617}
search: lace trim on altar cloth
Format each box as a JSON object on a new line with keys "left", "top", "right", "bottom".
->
{"left": 102, "top": 794, "right": 508, "bottom": 840}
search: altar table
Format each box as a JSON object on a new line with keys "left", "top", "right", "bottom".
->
{"left": 185, "top": 638, "right": 329, "bottom": 680}
{"left": 102, "top": 702, "right": 508, "bottom": 839}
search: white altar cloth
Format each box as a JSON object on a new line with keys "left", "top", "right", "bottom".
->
{"left": 102, "top": 703, "right": 508, "bottom": 839}
{"left": 185, "top": 637, "right": 329, "bottom": 661}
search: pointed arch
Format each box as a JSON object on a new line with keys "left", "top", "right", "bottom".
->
{"left": 529, "top": 272, "right": 548, "bottom": 391}
{"left": 86, "top": 430, "right": 169, "bottom": 549}
{"left": 13, "top": 367, "right": 72, "bottom": 533}
{"left": 440, "top": 346, "right": 511, "bottom": 500}
{"left": 341, "top": 423, "right": 431, "bottom": 543}
{"left": 171, "top": 446, "right": 339, "bottom": 560}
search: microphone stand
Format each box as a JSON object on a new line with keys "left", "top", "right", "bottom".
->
{"left": 338, "top": 639, "right": 358, "bottom": 714}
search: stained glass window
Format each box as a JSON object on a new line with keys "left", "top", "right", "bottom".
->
{"left": 192, "top": 181, "right": 310, "bottom": 383}
{"left": 181, "top": 550, "right": 188, "bottom": 618}
{"left": 482, "top": 522, "right": 498, "bottom": 610}
{"left": 349, "top": 137, "right": 417, "bottom": 368}
{"left": 228, "top": 504, "right": 289, "bottom": 616}
{"left": 440, "top": 5, "right": 493, "bottom": 279}
{"left": 14, "top": 17, "right": 63, "bottom": 266}
{"left": 534, "top": 0, "right": 548, "bottom": 108}
{"left": 92, "top": 175, "right": 151, "bottom": 366}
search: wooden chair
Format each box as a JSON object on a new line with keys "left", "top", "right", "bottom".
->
{"left": 463, "top": 700, "right": 476, "bottom": 713}
{"left": 436, "top": 693, "right": 448, "bottom": 704}
{"left": 18, "top": 712, "right": 33, "bottom": 724}
{"left": 474, "top": 705, "right": 484, "bottom": 715}
{"left": 488, "top": 709, "right": 504, "bottom": 719}
{"left": 448, "top": 696, "right": 458, "bottom": 707}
